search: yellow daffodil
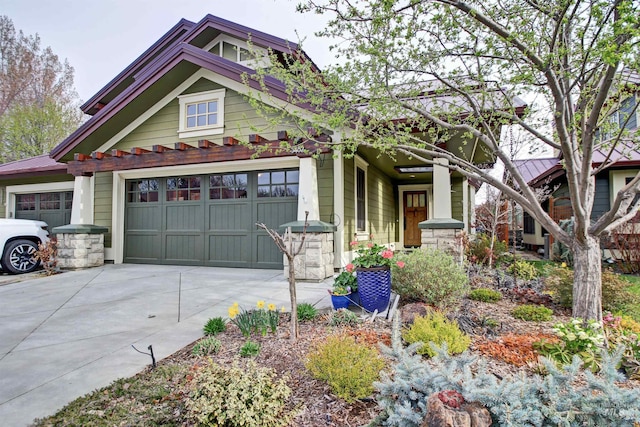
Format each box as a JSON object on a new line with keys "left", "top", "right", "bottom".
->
{"left": 228, "top": 306, "right": 238, "bottom": 319}
{"left": 232, "top": 302, "right": 239, "bottom": 307}
{"left": 561, "top": 262, "right": 567, "bottom": 268}
{"left": 268, "top": 303, "right": 276, "bottom": 311}
{"left": 257, "top": 300, "right": 265, "bottom": 309}
{"left": 281, "top": 306, "right": 286, "bottom": 313}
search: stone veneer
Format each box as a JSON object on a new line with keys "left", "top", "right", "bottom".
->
{"left": 419, "top": 218, "right": 465, "bottom": 258}
{"left": 52, "top": 224, "right": 109, "bottom": 269}
{"left": 280, "top": 220, "right": 337, "bottom": 281}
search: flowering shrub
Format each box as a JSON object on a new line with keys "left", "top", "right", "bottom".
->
{"left": 603, "top": 312, "right": 640, "bottom": 379}
{"left": 348, "top": 237, "right": 404, "bottom": 269}
{"left": 227, "top": 301, "right": 281, "bottom": 337}
{"left": 534, "top": 318, "right": 605, "bottom": 371}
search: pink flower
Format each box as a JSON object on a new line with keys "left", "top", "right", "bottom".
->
{"left": 382, "top": 250, "right": 393, "bottom": 259}
{"left": 350, "top": 240, "right": 359, "bottom": 247}
{"left": 396, "top": 261, "right": 405, "bottom": 268}
{"left": 345, "top": 263, "right": 355, "bottom": 273}
{"left": 367, "top": 243, "right": 374, "bottom": 248}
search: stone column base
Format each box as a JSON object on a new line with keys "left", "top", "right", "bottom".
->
{"left": 279, "top": 220, "right": 337, "bottom": 281}
{"left": 52, "top": 224, "right": 109, "bottom": 269}
{"left": 419, "top": 218, "right": 464, "bottom": 258}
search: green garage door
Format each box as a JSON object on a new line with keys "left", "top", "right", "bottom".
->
{"left": 124, "top": 169, "right": 298, "bottom": 269}
{"left": 15, "top": 191, "right": 73, "bottom": 230}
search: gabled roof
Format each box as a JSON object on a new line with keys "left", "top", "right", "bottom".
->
{"left": 0, "top": 154, "right": 68, "bottom": 179}
{"left": 513, "top": 157, "right": 561, "bottom": 185}
{"left": 50, "top": 43, "right": 298, "bottom": 162}
{"left": 80, "top": 14, "right": 318, "bottom": 116}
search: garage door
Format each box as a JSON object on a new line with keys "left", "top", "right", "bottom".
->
{"left": 124, "top": 169, "right": 298, "bottom": 268}
{"left": 15, "top": 191, "right": 73, "bottom": 230}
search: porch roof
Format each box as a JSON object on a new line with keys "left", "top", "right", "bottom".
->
{"left": 0, "top": 155, "right": 68, "bottom": 180}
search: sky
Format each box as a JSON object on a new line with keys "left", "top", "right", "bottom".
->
{"left": 1, "top": 0, "right": 332, "bottom": 103}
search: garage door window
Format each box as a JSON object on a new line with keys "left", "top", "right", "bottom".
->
{"left": 166, "top": 176, "right": 201, "bottom": 201}
{"left": 209, "top": 173, "right": 248, "bottom": 199}
{"left": 257, "top": 170, "right": 299, "bottom": 197}
{"left": 127, "top": 179, "right": 159, "bottom": 203}
{"left": 16, "top": 194, "right": 36, "bottom": 211}
{"left": 40, "top": 192, "right": 61, "bottom": 210}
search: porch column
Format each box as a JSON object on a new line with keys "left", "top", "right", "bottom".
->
{"left": 297, "top": 157, "right": 320, "bottom": 221}
{"left": 70, "top": 175, "right": 94, "bottom": 224}
{"left": 432, "top": 158, "right": 452, "bottom": 218}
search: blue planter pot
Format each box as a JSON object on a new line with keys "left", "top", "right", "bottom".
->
{"left": 331, "top": 293, "right": 351, "bottom": 310}
{"left": 356, "top": 266, "right": 391, "bottom": 312}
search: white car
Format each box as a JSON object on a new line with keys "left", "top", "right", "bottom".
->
{"left": 0, "top": 219, "right": 50, "bottom": 274}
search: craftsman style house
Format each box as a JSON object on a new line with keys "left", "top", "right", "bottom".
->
{"left": 0, "top": 15, "right": 503, "bottom": 275}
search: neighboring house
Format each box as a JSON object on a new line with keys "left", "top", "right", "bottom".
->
{"left": 0, "top": 15, "right": 511, "bottom": 273}
{"left": 0, "top": 155, "right": 74, "bottom": 230}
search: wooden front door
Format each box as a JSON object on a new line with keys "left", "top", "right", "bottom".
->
{"left": 404, "top": 191, "right": 427, "bottom": 247}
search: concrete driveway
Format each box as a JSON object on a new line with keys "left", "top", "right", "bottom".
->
{"left": 0, "top": 264, "right": 331, "bottom": 426}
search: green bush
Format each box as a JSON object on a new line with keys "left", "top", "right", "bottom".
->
{"left": 508, "top": 259, "right": 538, "bottom": 281}
{"left": 545, "top": 267, "right": 640, "bottom": 313}
{"left": 465, "top": 233, "right": 508, "bottom": 265}
{"left": 192, "top": 337, "right": 222, "bottom": 356}
{"left": 203, "top": 317, "right": 226, "bottom": 336}
{"left": 297, "top": 302, "right": 318, "bottom": 321}
{"left": 468, "top": 288, "right": 502, "bottom": 303}
{"left": 328, "top": 308, "right": 360, "bottom": 326}
{"left": 186, "top": 360, "right": 294, "bottom": 427}
{"left": 401, "top": 311, "right": 471, "bottom": 357}
{"left": 512, "top": 304, "right": 553, "bottom": 322}
{"left": 305, "top": 334, "right": 385, "bottom": 402}
{"left": 391, "top": 249, "right": 469, "bottom": 308}
{"left": 239, "top": 340, "right": 260, "bottom": 357}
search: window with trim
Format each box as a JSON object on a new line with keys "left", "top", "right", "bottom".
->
{"left": 257, "top": 170, "right": 299, "bottom": 198}
{"left": 210, "top": 173, "right": 248, "bottom": 199}
{"left": 355, "top": 157, "right": 368, "bottom": 232}
{"left": 210, "top": 40, "right": 252, "bottom": 63}
{"left": 177, "top": 89, "right": 226, "bottom": 138}
{"left": 127, "top": 179, "right": 159, "bottom": 203}
{"left": 166, "top": 176, "right": 201, "bottom": 201}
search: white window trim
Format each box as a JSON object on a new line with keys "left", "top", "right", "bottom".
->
{"left": 5, "top": 181, "right": 75, "bottom": 219}
{"left": 177, "top": 89, "right": 226, "bottom": 139}
{"left": 202, "top": 34, "right": 270, "bottom": 68}
{"left": 354, "top": 155, "right": 368, "bottom": 237}
{"left": 610, "top": 169, "right": 640, "bottom": 207}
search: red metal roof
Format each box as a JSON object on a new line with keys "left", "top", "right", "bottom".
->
{"left": 513, "top": 157, "right": 560, "bottom": 184}
{"left": 0, "top": 155, "right": 68, "bottom": 179}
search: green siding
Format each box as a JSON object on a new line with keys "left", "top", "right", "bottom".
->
{"left": 343, "top": 157, "right": 355, "bottom": 251}
{"left": 113, "top": 78, "right": 286, "bottom": 150}
{"left": 317, "top": 157, "right": 334, "bottom": 223}
{"left": 94, "top": 172, "right": 113, "bottom": 248}
{"left": 451, "top": 177, "right": 463, "bottom": 222}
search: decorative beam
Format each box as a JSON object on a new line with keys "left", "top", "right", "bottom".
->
{"left": 277, "top": 130, "right": 289, "bottom": 141}
{"left": 74, "top": 153, "right": 91, "bottom": 161}
{"left": 131, "top": 147, "right": 151, "bottom": 155}
{"left": 91, "top": 151, "right": 110, "bottom": 160}
{"left": 223, "top": 137, "right": 239, "bottom": 146}
{"left": 152, "top": 144, "right": 172, "bottom": 153}
{"left": 198, "top": 139, "right": 214, "bottom": 149}
{"left": 175, "top": 142, "right": 194, "bottom": 151}
{"left": 249, "top": 134, "right": 268, "bottom": 144}
{"left": 112, "top": 149, "right": 130, "bottom": 157}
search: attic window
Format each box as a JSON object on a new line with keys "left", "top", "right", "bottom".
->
{"left": 177, "top": 89, "right": 226, "bottom": 138}
{"left": 210, "top": 41, "right": 251, "bottom": 63}
{"left": 204, "top": 35, "right": 269, "bottom": 68}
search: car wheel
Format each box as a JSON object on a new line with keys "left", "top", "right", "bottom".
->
{"left": 2, "top": 239, "right": 40, "bottom": 274}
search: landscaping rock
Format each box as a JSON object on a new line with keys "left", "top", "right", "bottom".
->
{"left": 423, "top": 392, "right": 492, "bottom": 427}
{"left": 400, "top": 302, "right": 431, "bottom": 324}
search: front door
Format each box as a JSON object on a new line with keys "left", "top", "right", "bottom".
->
{"left": 404, "top": 191, "right": 427, "bottom": 247}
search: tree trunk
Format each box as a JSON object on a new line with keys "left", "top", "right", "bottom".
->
{"left": 288, "top": 253, "right": 299, "bottom": 340}
{"left": 572, "top": 235, "right": 603, "bottom": 322}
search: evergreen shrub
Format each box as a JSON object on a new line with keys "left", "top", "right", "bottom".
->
{"left": 186, "top": 360, "right": 294, "bottom": 427}
{"left": 373, "top": 316, "right": 640, "bottom": 427}
{"left": 468, "top": 288, "right": 502, "bottom": 303}
{"left": 512, "top": 304, "right": 553, "bottom": 321}
{"left": 391, "top": 249, "right": 468, "bottom": 308}
{"left": 508, "top": 259, "right": 538, "bottom": 281}
{"left": 545, "top": 267, "right": 640, "bottom": 313}
{"left": 401, "top": 312, "right": 470, "bottom": 357}
{"left": 306, "top": 334, "right": 385, "bottom": 402}
{"left": 192, "top": 337, "right": 222, "bottom": 356}
{"left": 203, "top": 317, "right": 226, "bottom": 336}
{"left": 328, "top": 308, "right": 360, "bottom": 326}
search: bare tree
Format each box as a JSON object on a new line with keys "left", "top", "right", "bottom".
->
{"left": 245, "top": 0, "right": 640, "bottom": 321}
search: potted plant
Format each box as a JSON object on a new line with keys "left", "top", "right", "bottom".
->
{"left": 329, "top": 271, "right": 356, "bottom": 310}
{"left": 348, "top": 237, "right": 405, "bottom": 312}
